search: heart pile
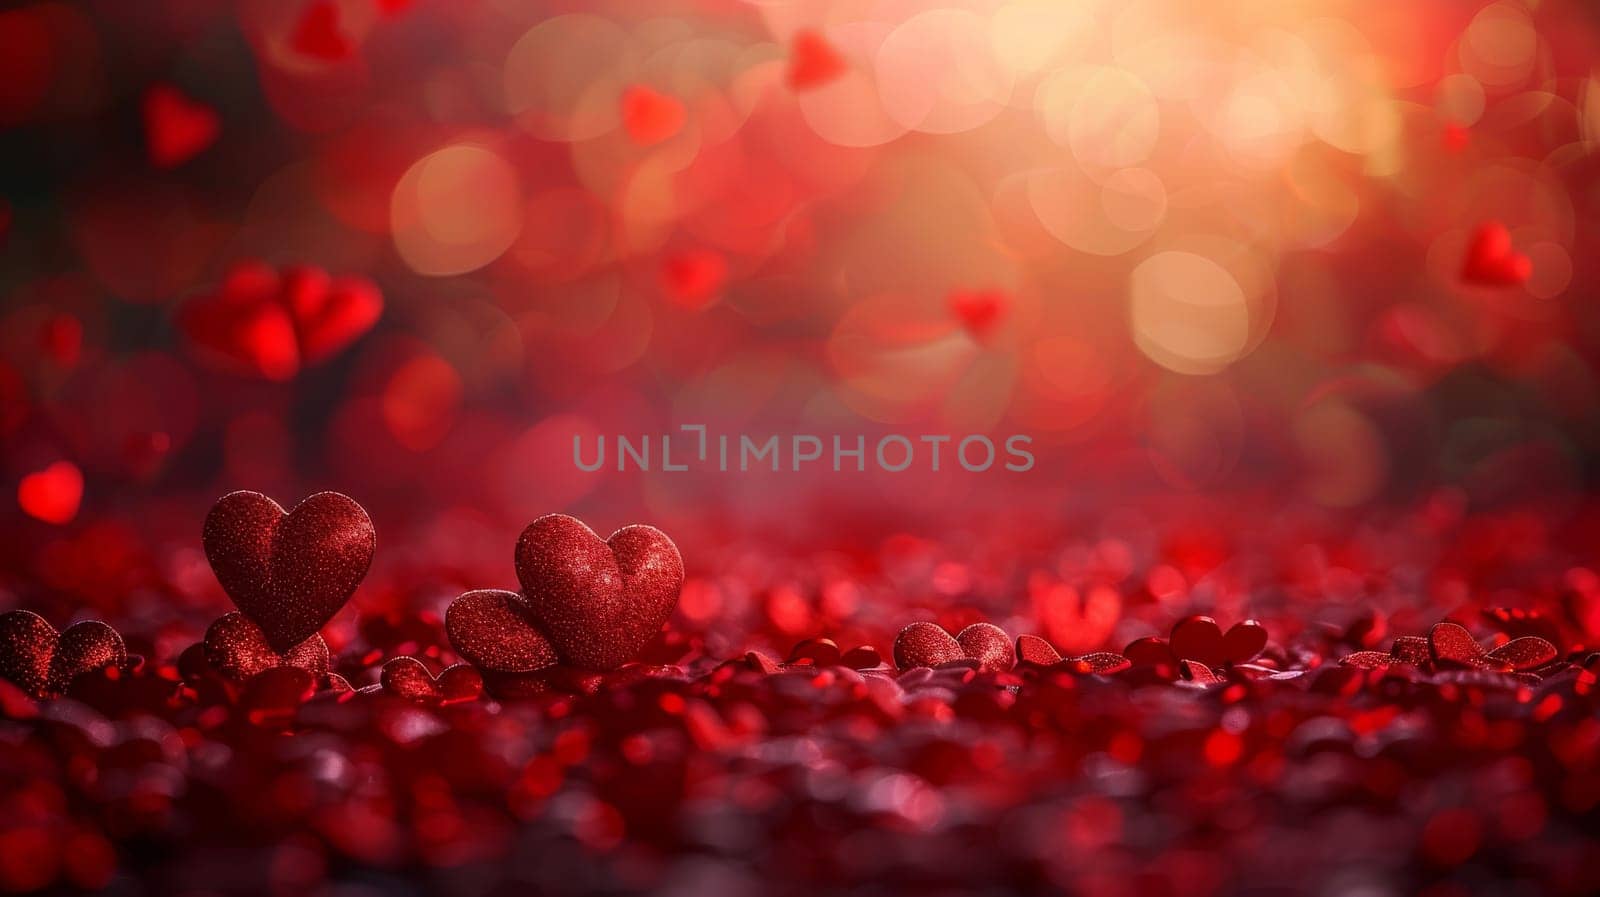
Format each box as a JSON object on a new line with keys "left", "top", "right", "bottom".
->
{"left": 0, "top": 610, "right": 126, "bottom": 698}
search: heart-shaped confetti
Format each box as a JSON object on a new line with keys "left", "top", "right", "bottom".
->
{"left": 1460, "top": 221, "right": 1531, "bottom": 287}
{"left": 1485, "top": 636, "right": 1558, "bottom": 671}
{"left": 379, "top": 656, "right": 483, "bottom": 704}
{"left": 1061, "top": 652, "right": 1132, "bottom": 675}
{"left": 143, "top": 84, "right": 219, "bottom": 169}
{"left": 279, "top": 266, "right": 384, "bottom": 364}
{"left": 444, "top": 589, "right": 558, "bottom": 673}
{"left": 203, "top": 490, "right": 375, "bottom": 652}
{"left": 955, "top": 623, "right": 1015, "bottom": 672}
{"left": 201, "top": 612, "right": 329, "bottom": 682}
{"left": 514, "top": 515, "right": 684, "bottom": 671}
{"left": 0, "top": 610, "right": 125, "bottom": 698}
{"left": 1016, "top": 634, "right": 1063, "bottom": 666}
{"left": 893, "top": 622, "right": 964, "bottom": 670}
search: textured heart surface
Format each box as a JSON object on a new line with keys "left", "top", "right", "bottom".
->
{"left": 203, "top": 491, "right": 375, "bottom": 652}
{"left": 0, "top": 610, "right": 125, "bottom": 698}
{"left": 380, "top": 656, "right": 483, "bottom": 704}
{"left": 444, "top": 589, "right": 558, "bottom": 673}
{"left": 513, "top": 515, "right": 683, "bottom": 671}
{"left": 956, "top": 623, "right": 1015, "bottom": 672}
{"left": 892, "top": 621, "right": 963, "bottom": 670}
{"left": 202, "top": 612, "right": 329, "bottom": 682}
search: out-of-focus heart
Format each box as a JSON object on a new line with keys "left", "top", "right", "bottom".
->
{"left": 1460, "top": 221, "right": 1531, "bottom": 287}
{"left": 788, "top": 30, "right": 846, "bottom": 90}
{"left": 17, "top": 460, "right": 82, "bottom": 525}
{"left": 143, "top": 84, "right": 219, "bottom": 168}
{"left": 0, "top": 610, "right": 125, "bottom": 698}
{"left": 203, "top": 490, "right": 375, "bottom": 652}
{"left": 514, "top": 515, "right": 684, "bottom": 671}
{"left": 621, "top": 85, "right": 685, "bottom": 146}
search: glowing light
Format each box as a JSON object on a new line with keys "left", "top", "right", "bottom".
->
{"left": 391, "top": 144, "right": 522, "bottom": 276}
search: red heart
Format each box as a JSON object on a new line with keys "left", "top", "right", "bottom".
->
{"left": 143, "top": 84, "right": 219, "bottom": 169}
{"left": 948, "top": 288, "right": 1008, "bottom": 339}
{"left": 202, "top": 612, "right": 329, "bottom": 682}
{"left": 380, "top": 657, "right": 483, "bottom": 704}
{"left": 202, "top": 490, "right": 376, "bottom": 652}
{"left": 1063, "top": 652, "right": 1132, "bottom": 675}
{"left": 292, "top": 0, "right": 351, "bottom": 61}
{"left": 1169, "top": 615, "right": 1226, "bottom": 667}
{"left": 444, "top": 589, "right": 558, "bottom": 673}
{"left": 280, "top": 266, "right": 383, "bottom": 363}
{"left": 620, "top": 85, "right": 685, "bottom": 146}
{"left": 956, "top": 623, "right": 1015, "bottom": 672}
{"left": 1460, "top": 221, "right": 1531, "bottom": 287}
{"left": 1389, "top": 635, "right": 1431, "bottom": 667}
{"left": 178, "top": 266, "right": 301, "bottom": 380}
{"left": 1220, "top": 620, "right": 1268, "bottom": 664}
{"left": 787, "top": 30, "right": 846, "bottom": 90}
{"left": 514, "top": 515, "right": 684, "bottom": 671}
{"left": 0, "top": 610, "right": 125, "bottom": 698}
{"left": 1485, "top": 636, "right": 1558, "bottom": 671}
{"left": 17, "top": 460, "right": 82, "bottom": 525}
{"left": 660, "top": 250, "right": 727, "bottom": 310}
{"left": 893, "top": 621, "right": 963, "bottom": 669}
{"left": 1428, "top": 622, "right": 1502, "bottom": 671}
{"left": 1015, "top": 634, "right": 1063, "bottom": 666}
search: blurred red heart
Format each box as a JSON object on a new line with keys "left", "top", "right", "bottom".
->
{"left": 660, "top": 250, "right": 727, "bottom": 309}
{"left": 279, "top": 266, "right": 383, "bottom": 362}
{"left": 1460, "top": 221, "right": 1531, "bottom": 287}
{"left": 444, "top": 589, "right": 558, "bottom": 673}
{"left": 621, "top": 85, "right": 685, "bottom": 146}
{"left": 0, "top": 610, "right": 125, "bottom": 698}
{"left": 514, "top": 515, "right": 684, "bottom": 671}
{"left": 202, "top": 612, "right": 329, "bottom": 682}
{"left": 956, "top": 623, "right": 1015, "bottom": 672}
{"left": 380, "top": 656, "right": 482, "bottom": 704}
{"left": 17, "top": 460, "right": 82, "bottom": 524}
{"left": 202, "top": 490, "right": 375, "bottom": 652}
{"left": 292, "top": 0, "right": 351, "bottom": 61}
{"left": 788, "top": 30, "right": 846, "bottom": 90}
{"left": 143, "top": 84, "right": 218, "bottom": 168}
{"left": 948, "top": 288, "right": 1008, "bottom": 339}
{"left": 893, "top": 621, "right": 963, "bottom": 669}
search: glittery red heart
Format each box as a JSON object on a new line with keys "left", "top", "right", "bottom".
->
{"left": 380, "top": 656, "right": 483, "bottom": 704}
{"left": 444, "top": 589, "right": 558, "bottom": 673}
{"left": 1484, "top": 636, "right": 1558, "bottom": 671}
{"left": 893, "top": 621, "right": 963, "bottom": 669}
{"left": 1016, "top": 634, "right": 1063, "bottom": 666}
{"left": 203, "top": 490, "right": 375, "bottom": 652}
{"left": 1389, "top": 635, "right": 1431, "bottom": 667}
{"left": 1428, "top": 622, "right": 1501, "bottom": 670}
{"left": 956, "top": 623, "right": 1015, "bottom": 672}
{"left": 0, "top": 610, "right": 125, "bottom": 698}
{"left": 202, "top": 612, "right": 329, "bottom": 682}
{"left": 513, "top": 515, "right": 684, "bottom": 671}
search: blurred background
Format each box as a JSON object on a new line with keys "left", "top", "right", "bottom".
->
{"left": 4, "top": 0, "right": 1600, "bottom": 656}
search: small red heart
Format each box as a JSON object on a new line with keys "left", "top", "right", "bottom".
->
{"left": 1460, "top": 221, "right": 1531, "bottom": 287}
{"left": 17, "top": 460, "right": 82, "bottom": 525}
{"left": 292, "top": 0, "right": 351, "bottom": 61}
{"left": 1064, "top": 652, "right": 1132, "bottom": 675}
{"left": 1220, "top": 620, "right": 1268, "bottom": 664}
{"left": 660, "top": 250, "right": 727, "bottom": 310}
{"left": 1016, "top": 634, "right": 1063, "bottom": 666}
{"left": 893, "top": 621, "right": 963, "bottom": 670}
{"left": 840, "top": 645, "right": 885, "bottom": 669}
{"left": 956, "top": 623, "right": 1015, "bottom": 672}
{"left": 203, "top": 490, "right": 376, "bottom": 652}
{"left": 787, "top": 30, "right": 846, "bottom": 91}
{"left": 380, "top": 657, "right": 483, "bottom": 704}
{"left": 948, "top": 288, "right": 1008, "bottom": 339}
{"left": 0, "top": 610, "right": 125, "bottom": 698}
{"left": 515, "top": 515, "right": 684, "bottom": 671}
{"left": 620, "top": 85, "right": 685, "bottom": 146}
{"left": 1389, "top": 635, "right": 1431, "bottom": 667}
{"left": 1428, "top": 622, "right": 1503, "bottom": 671}
{"left": 202, "top": 612, "right": 329, "bottom": 682}
{"left": 1484, "top": 636, "right": 1558, "bottom": 671}
{"left": 1169, "top": 615, "right": 1226, "bottom": 668}
{"left": 280, "top": 266, "right": 383, "bottom": 363}
{"left": 444, "top": 589, "right": 557, "bottom": 673}
{"left": 143, "top": 84, "right": 219, "bottom": 169}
